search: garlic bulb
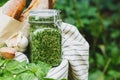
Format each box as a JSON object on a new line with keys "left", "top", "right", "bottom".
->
{"left": 5, "top": 32, "right": 28, "bottom": 52}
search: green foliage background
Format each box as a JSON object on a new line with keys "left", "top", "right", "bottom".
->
{"left": 54, "top": 0, "right": 120, "bottom": 80}
{"left": 0, "top": 0, "right": 120, "bottom": 80}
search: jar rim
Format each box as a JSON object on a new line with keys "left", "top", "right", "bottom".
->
{"left": 29, "top": 9, "right": 61, "bottom": 17}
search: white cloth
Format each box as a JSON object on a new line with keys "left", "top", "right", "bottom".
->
{"left": 15, "top": 22, "right": 89, "bottom": 80}
{"left": 61, "top": 23, "right": 89, "bottom": 80}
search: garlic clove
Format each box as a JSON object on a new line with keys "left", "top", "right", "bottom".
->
{"left": 5, "top": 33, "right": 18, "bottom": 47}
{"left": 5, "top": 32, "right": 28, "bottom": 52}
{"left": 17, "top": 34, "right": 28, "bottom": 49}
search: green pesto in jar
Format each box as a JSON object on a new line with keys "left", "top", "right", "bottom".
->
{"left": 29, "top": 10, "right": 62, "bottom": 67}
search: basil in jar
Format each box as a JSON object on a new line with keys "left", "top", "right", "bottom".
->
{"left": 29, "top": 10, "right": 62, "bottom": 67}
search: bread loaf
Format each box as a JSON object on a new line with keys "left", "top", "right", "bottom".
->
{"left": 1, "top": 0, "right": 26, "bottom": 20}
{"left": 19, "top": 0, "right": 40, "bottom": 21}
{"left": 0, "top": 47, "right": 16, "bottom": 59}
{"left": 49, "top": 0, "right": 56, "bottom": 9}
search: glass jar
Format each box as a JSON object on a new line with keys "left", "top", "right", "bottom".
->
{"left": 29, "top": 9, "right": 62, "bottom": 67}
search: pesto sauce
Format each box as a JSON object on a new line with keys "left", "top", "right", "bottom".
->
{"left": 29, "top": 16, "right": 62, "bottom": 67}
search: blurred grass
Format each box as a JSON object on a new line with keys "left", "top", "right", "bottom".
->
{"left": 0, "top": 0, "right": 7, "bottom": 6}
{"left": 0, "top": 0, "right": 120, "bottom": 80}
